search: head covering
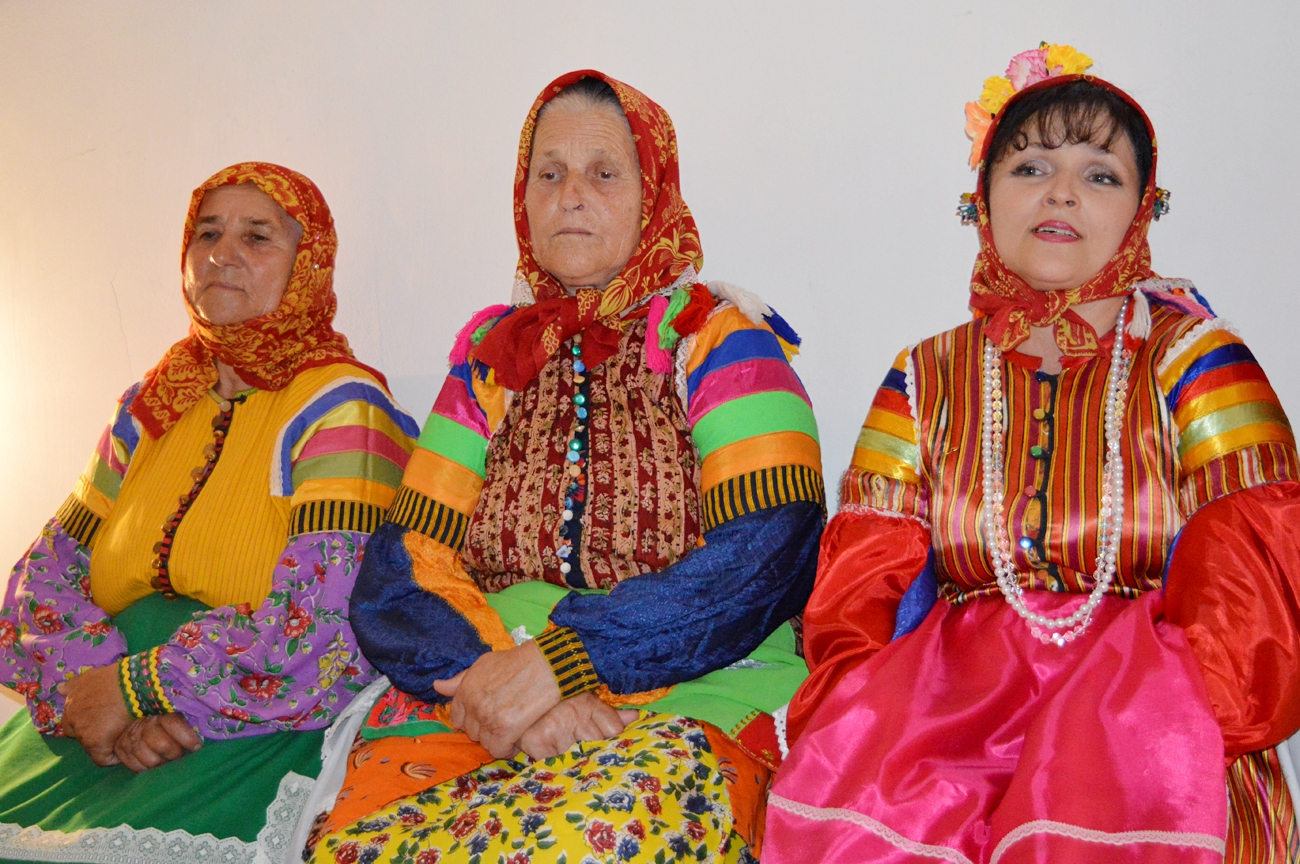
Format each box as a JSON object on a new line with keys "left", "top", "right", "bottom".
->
{"left": 130, "top": 162, "right": 383, "bottom": 439}
{"left": 966, "top": 75, "right": 1160, "bottom": 356}
{"left": 473, "top": 70, "right": 703, "bottom": 391}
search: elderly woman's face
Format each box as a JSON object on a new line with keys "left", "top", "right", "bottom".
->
{"left": 184, "top": 184, "right": 302, "bottom": 326}
{"left": 525, "top": 106, "right": 642, "bottom": 292}
{"left": 987, "top": 119, "right": 1141, "bottom": 293}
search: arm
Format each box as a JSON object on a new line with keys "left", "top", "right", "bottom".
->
{"left": 116, "top": 377, "right": 420, "bottom": 738}
{"left": 0, "top": 386, "right": 140, "bottom": 732}
{"left": 1155, "top": 319, "right": 1300, "bottom": 757}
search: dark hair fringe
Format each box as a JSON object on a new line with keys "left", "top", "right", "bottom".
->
{"left": 983, "top": 80, "right": 1153, "bottom": 198}
{"left": 552, "top": 76, "right": 621, "bottom": 111}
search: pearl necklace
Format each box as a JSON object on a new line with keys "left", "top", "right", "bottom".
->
{"left": 982, "top": 298, "right": 1131, "bottom": 646}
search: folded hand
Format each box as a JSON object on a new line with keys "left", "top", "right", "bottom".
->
{"left": 113, "top": 714, "right": 203, "bottom": 773}
{"left": 57, "top": 664, "right": 132, "bottom": 766}
{"left": 434, "top": 640, "right": 562, "bottom": 759}
{"left": 518, "top": 692, "right": 639, "bottom": 760}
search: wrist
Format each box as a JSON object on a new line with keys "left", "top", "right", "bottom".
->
{"left": 117, "top": 649, "right": 174, "bottom": 718}
{"left": 533, "top": 625, "right": 599, "bottom": 700}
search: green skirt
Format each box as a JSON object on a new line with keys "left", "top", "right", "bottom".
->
{"left": 0, "top": 593, "right": 324, "bottom": 863}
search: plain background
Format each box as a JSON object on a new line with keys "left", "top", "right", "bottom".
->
{"left": 0, "top": 0, "right": 1296, "bottom": 569}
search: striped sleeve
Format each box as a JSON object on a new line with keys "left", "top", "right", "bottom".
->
{"left": 63, "top": 383, "right": 145, "bottom": 548}
{"left": 386, "top": 361, "right": 499, "bottom": 551}
{"left": 842, "top": 350, "right": 925, "bottom": 518}
{"left": 685, "top": 306, "right": 825, "bottom": 531}
{"left": 1157, "top": 320, "right": 1300, "bottom": 513}
{"left": 278, "top": 377, "right": 421, "bottom": 534}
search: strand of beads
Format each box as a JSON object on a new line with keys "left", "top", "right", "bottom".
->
{"left": 983, "top": 298, "right": 1131, "bottom": 646}
{"left": 557, "top": 333, "right": 589, "bottom": 587}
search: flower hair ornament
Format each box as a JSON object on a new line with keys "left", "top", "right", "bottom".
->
{"left": 956, "top": 42, "right": 1171, "bottom": 224}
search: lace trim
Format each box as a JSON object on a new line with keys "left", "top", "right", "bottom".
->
{"left": 838, "top": 501, "right": 932, "bottom": 531}
{"left": 771, "top": 703, "right": 789, "bottom": 760}
{"left": 1155, "top": 317, "right": 1239, "bottom": 378}
{"left": 767, "top": 792, "right": 1227, "bottom": 863}
{"left": 0, "top": 770, "right": 314, "bottom": 864}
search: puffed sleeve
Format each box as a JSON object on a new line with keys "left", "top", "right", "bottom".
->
{"left": 1155, "top": 319, "right": 1300, "bottom": 757}
{"left": 785, "top": 350, "right": 934, "bottom": 745}
{"left": 0, "top": 385, "right": 140, "bottom": 732}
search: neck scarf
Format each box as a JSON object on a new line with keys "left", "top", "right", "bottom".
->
{"left": 130, "top": 162, "right": 383, "bottom": 439}
{"left": 967, "top": 75, "right": 1160, "bottom": 356}
{"left": 473, "top": 70, "right": 703, "bottom": 391}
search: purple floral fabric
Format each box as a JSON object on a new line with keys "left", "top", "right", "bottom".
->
{"left": 1, "top": 522, "right": 378, "bottom": 739}
{"left": 0, "top": 519, "right": 127, "bottom": 734}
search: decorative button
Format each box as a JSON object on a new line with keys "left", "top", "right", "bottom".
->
{"left": 1018, "top": 537, "right": 1033, "bottom": 550}
{"left": 567, "top": 464, "right": 580, "bottom": 477}
{"left": 1034, "top": 371, "right": 1052, "bottom": 383}
{"left": 558, "top": 545, "right": 571, "bottom": 559}
{"left": 219, "top": 400, "right": 232, "bottom": 413}
{"left": 574, "top": 394, "right": 587, "bottom": 406}
{"left": 1032, "top": 408, "right": 1046, "bottom": 421}
{"left": 576, "top": 407, "right": 588, "bottom": 419}
{"left": 564, "top": 497, "right": 573, "bottom": 508}
{"left": 1030, "top": 445, "right": 1045, "bottom": 458}
{"left": 150, "top": 576, "right": 165, "bottom": 590}
{"left": 569, "top": 440, "right": 582, "bottom": 451}
{"left": 560, "top": 562, "right": 572, "bottom": 574}
{"left": 566, "top": 451, "right": 580, "bottom": 463}
{"left": 574, "top": 376, "right": 586, "bottom": 384}
{"left": 573, "top": 333, "right": 583, "bottom": 344}
{"left": 574, "top": 360, "right": 586, "bottom": 374}
{"left": 571, "top": 345, "right": 583, "bottom": 357}
{"left": 562, "top": 509, "right": 574, "bottom": 521}
{"left": 1024, "top": 485, "right": 1036, "bottom": 497}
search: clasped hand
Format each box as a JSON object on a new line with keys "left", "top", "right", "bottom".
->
{"left": 57, "top": 665, "right": 201, "bottom": 772}
{"left": 434, "top": 641, "right": 637, "bottom": 760}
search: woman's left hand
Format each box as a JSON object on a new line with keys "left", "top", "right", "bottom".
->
{"left": 57, "top": 664, "right": 133, "bottom": 765}
{"left": 434, "top": 640, "right": 562, "bottom": 759}
{"left": 518, "top": 692, "right": 640, "bottom": 760}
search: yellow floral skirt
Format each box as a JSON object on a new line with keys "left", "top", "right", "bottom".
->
{"left": 310, "top": 713, "right": 765, "bottom": 864}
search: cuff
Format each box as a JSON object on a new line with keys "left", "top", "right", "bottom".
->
{"left": 534, "top": 625, "right": 600, "bottom": 699}
{"left": 118, "top": 648, "right": 174, "bottom": 718}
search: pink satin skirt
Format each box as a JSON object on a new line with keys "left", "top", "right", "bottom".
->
{"left": 766, "top": 591, "right": 1227, "bottom": 863}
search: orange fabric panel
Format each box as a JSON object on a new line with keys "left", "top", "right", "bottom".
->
{"left": 401, "top": 448, "right": 484, "bottom": 516}
{"left": 786, "top": 508, "right": 930, "bottom": 745}
{"left": 1164, "top": 481, "right": 1300, "bottom": 758}
{"left": 704, "top": 723, "right": 772, "bottom": 857}
{"left": 700, "top": 431, "right": 821, "bottom": 492}
{"left": 402, "top": 532, "right": 514, "bottom": 652}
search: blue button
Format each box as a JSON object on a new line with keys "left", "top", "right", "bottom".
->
{"left": 574, "top": 360, "right": 586, "bottom": 374}
{"left": 576, "top": 407, "right": 588, "bottom": 419}
{"left": 1018, "top": 537, "right": 1033, "bottom": 550}
{"left": 566, "top": 451, "right": 580, "bottom": 463}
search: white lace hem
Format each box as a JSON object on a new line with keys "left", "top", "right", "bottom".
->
{"left": 0, "top": 769, "right": 314, "bottom": 864}
{"left": 767, "top": 792, "right": 1226, "bottom": 863}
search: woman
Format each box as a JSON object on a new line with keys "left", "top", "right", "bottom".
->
{"left": 0, "top": 163, "right": 419, "bottom": 861}
{"left": 766, "top": 46, "right": 1300, "bottom": 863}
{"left": 307, "top": 71, "right": 823, "bottom": 863}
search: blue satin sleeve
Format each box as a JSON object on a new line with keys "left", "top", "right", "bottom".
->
{"left": 349, "top": 521, "right": 489, "bottom": 703}
{"left": 548, "top": 501, "right": 824, "bottom": 694}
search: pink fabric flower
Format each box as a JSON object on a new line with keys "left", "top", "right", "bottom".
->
{"left": 1006, "top": 48, "right": 1049, "bottom": 90}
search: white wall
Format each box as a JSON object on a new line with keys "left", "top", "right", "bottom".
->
{"left": 1, "top": 0, "right": 1296, "bottom": 560}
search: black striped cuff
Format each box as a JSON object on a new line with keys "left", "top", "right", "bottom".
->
{"left": 290, "top": 499, "right": 384, "bottom": 536}
{"left": 55, "top": 495, "right": 103, "bottom": 549}
{"left": 387, "top": 485, "right": 469, "bottom": 550}
{"left": 701, "top": 464, "right": 826, "bottom": 532}
{"left": 533, "top": 625, "right": 600, "bottom": 699}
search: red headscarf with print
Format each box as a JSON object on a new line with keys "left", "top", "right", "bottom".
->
{"left": 473, "top": 70, "right": 704, "bottom": 391}
{"left": 130, "top": 162, "right": 384, "bottom": 439}
{"left": 967, "top": 76, "right": 1160, "bottom": 356}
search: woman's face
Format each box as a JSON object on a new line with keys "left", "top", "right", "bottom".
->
{"left": 524, "top": 105, "right": 643, "bottom": 292}
{"left": 987, "top": 120, "right": 1142, "bottom": 293}
{"left": 184, "top": 184, "right": 302, "bottom": 326}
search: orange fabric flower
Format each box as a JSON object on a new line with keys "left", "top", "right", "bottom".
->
{"left": 130, "top": 163, "right": 382, "bottom": 439}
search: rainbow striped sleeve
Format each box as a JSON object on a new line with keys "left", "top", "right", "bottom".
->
{"left": 685, "top": 306, "right": 824, "bottom": 531}
{"left": 60, "top": 383, "right": 144, "bottom": 549}
{"left": 843, "top": 350, "right": 924, "bottom": 516}
{"left": 1158, "top": 321, "right": 1299, "bottom": 511}
{"left": 385, "top": 361, "right": 500, "bottom": 551}
{"left": 278, "top": 377, "right": 420, "bottom": 535}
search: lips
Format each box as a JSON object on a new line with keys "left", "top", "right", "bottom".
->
{"left": 1032, "top": 221, "right": 1080, "bottom": 240}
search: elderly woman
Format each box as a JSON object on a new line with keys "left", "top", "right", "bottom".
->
{"left": 306, "top": 71, "right": 823, "bottom": 863}
{"left": 0, "top": 163, "right": 418, "bottom": 860}
{"left": 765, "top": 47, "right": 1300, "bottom": 863}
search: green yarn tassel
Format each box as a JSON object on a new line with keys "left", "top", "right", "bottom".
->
{"left": 657, "top": 286, "right": 693, "bottom": 352}
{"left": 470, "top": 318, "right": 500, "bottom": 345}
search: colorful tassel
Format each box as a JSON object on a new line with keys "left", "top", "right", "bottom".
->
{"left": 764, "top": 308, "right": 802, "bottom": 350}
{"left": 450, "top": 304, "right": 512, "bottom": 366}
{"left": 645, "top": 294, "right": 673, "bottom": 374}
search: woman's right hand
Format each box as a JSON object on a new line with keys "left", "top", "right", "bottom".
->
{"left": 112, "top": 714, "right": 202, "bottom": 773}
{"left": 517, "top": 693, "right": 639, "bottom": 760}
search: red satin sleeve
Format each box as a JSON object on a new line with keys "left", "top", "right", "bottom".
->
{"left": 786, "top": 507, "right": 930, "bottom": 744}
{"left": 1163, "top": 480, "right": 1300, "bottom": 758}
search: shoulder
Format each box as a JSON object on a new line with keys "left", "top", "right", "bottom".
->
{"left": 281, "top": 365, "right": 421, "bottom": 442}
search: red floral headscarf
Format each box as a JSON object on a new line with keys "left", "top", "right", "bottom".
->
{"left": 967, "top": 75, "right": 1160, "bottom": 356}
{"left": 473, "top": 70, "right": 703, "bottom": 391}
{"left": 130, "top": 162, "right": 383, "bottom": 439}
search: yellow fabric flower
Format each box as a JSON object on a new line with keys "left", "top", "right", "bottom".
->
{"left": 978, "top": 76, "right": 1015, "bottom": 115}
{"left": 1045, "top": 44, "right": 1093, "bottom": 75}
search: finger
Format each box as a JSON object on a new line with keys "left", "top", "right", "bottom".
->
{"left": 114, "top": 734, "right": 151, "bottom": 773}
{"left": 617, "top": 709, "right": 640, "bottom": 724}
{"left": 55, "top": 682, "right": 69, "bottom": 695}
{"left": 141, "top": 722, "right": 187, "bottom": 763}
{"left": 590, "top": 706, "right": 627, "bottom": 741}
{"left": 432, "top": 670, "right": 465, "bottom": 697}
{"left": 87, "top": 741, "right": 123, "bottom": 768}
{"left": 446, "top": 695, "right": 466, "bottom": 731}
{"left": 157, "top": 714, "right": 203, "bottom": 752}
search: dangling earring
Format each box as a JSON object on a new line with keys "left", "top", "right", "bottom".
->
{"left": 957, "top": 192, "right": 977, "bottom": 226}
{"left": 1153, "top": 188, "right": 1171, "bottom": 220}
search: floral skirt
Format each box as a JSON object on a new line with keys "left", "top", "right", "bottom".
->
{"left": 310, "top": 714, "right": 765, "bottom": 864}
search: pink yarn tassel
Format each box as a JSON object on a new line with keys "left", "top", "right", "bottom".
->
{"left": 449, "top": 304, "right": 511, "bottom": 365}
{"left": 644, "top": 295, "right": 673, "bottom": 374}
